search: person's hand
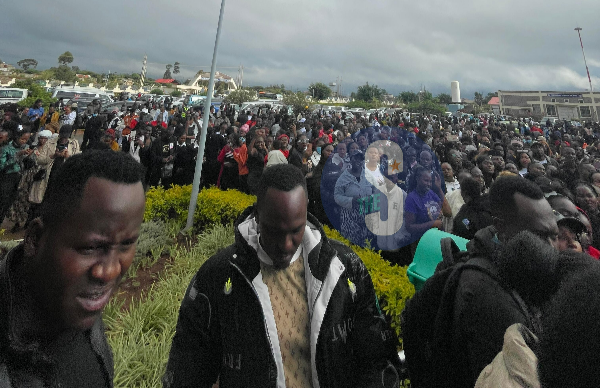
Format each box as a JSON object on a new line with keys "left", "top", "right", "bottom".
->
{"left": 432, "top": 219, "right": 443, "bottom": 229}
{"left": 433, "top": 172, "right": 442, "bottom": 190}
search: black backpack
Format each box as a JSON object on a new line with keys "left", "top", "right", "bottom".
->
{"left": 401, "top": 238, "right": 535, "bottom": 388}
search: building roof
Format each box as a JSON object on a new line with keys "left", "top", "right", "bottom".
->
{"left": 488, "top": 97, "right": 500, "bottom": 105}
{"left": 154, "top": 78, "right": 176, "bottom": 84}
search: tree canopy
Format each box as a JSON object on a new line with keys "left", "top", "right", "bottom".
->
{"left": 308, "top": 82, "right": 332, "bottom": 100}
{"left": 283, "top": 91, "right": 309, "bottom": 115}
{"left": 398, "top": 91, "right": 418, "bottom": 104}
{"left": 355, "top": 83, "right": 386, "bottom": 102}
{"left": 58, "top": 51, "right": 74, "bottom": 66}
{"left": 164, "top": 64, "right": 172, "bottom": 79}
{"left": 436, "top": 93, "right": 452, "bottom": 104}
{"left": 13, "top": 79, "right": 56, "bottom": 108}
{"left": 223, "top": 89, "right": 257, "bottom": 105}
{"left": 17, "top": 59, "right": 38, "bottom": 71}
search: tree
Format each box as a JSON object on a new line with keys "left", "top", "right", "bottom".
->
{"left": 58, "top": 51, "right": 74, "bottom": 66}
{"left": 398, "top": 91, "right": 418, "bottom": 104}
{"left": 54, "top": 65, "right": 76, "bottom": 82}
{"left": 308, "top": 82, "right": 332, "bottom": 100}
{"left": 283, "top": 91, "right": 309, "bottom": 115}
{"left": 71, "top": 65, "right": 80, "bottom": 72}
{"left": 17, "top": 59, "right": 38, "bottom": 71}
{"left": 355, "top": 83, "right": 386, "bottom": 103}
{"left": 13, "top": 79, "right": 56, "bottom": 108}
{"left": 170, "top": 90, "right": 183, "bottom": 97}
{"left": 173, "top": 62, "right": 180, "bottom": 74}
{"left": 436, "top": 93, "right": 452, "bottom": 104}
{"left": 164, "top": 64, "right": 172, "bottom": 79}
{"left": 150, "top": 88, "right": 163, "bottom": 95}
{"left": 215, "top": 81, "right": 229, "bottom": 95}
{"left": 407, "top": 99, "right": 446, "bottom": 116}
{"left": 474, "top": 92, "right": 484, "bottom": 107}
{"left": 223, "top": 89, "right": 257, "bottom": 105}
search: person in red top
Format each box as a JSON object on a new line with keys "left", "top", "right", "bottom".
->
{"left": 233, "top": 136, "right": 249, "bottom": 193}
{"left": 277, "top": 134, "right": 290, "bottom": 158}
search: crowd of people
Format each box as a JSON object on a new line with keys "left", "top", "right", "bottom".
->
{"left": 3, "top": 92, "right": 600, "bottom": 386}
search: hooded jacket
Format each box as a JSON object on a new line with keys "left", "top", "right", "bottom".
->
{"left": 163, "top": 207, "right": 401, "bottom": 388}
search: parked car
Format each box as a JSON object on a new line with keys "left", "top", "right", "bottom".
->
{"left": 0, "top": 88, "right": 28, "bottom": 104}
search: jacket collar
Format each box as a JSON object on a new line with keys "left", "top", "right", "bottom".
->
{"left": 231, "top": 205, "right": 338, "bottom": 282}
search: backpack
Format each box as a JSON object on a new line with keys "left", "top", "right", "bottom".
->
{"left": 401, "top": 238, "right": 536, "bottom": 388}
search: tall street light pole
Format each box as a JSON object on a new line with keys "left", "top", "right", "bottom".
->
{"left": 575, "top": 27, "right": 597, "bottom": 122}
{"left": 183, "top": 0, "right": 227, "bottom": 232}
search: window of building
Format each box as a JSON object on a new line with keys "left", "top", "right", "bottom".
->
{"left": 551, "top": 98, "right": 556, "bottom": 102}
{"left": 579, "top": 99, "right": 585, "bottom": 103}
{"left": 547, "top": 105, "right": 557, "bottom": 116}
{"left": 581, "top": 106, "right": 591, "bottom": 117}
{"left": 564, "top": 99, "right": 569, "bottom": 103}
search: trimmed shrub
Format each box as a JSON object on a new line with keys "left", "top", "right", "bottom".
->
{"left": 144, "top": 185, "right": 256, "bottom": 228}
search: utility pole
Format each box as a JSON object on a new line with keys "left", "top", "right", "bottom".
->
{"left": 575, "top": 27, "right": 596, "bottom": 122}
{"left": 140, "top": 54, "right": 147, "bottom": 90}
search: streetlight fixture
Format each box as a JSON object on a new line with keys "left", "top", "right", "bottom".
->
{"left": 574, "top": 27, "right": 597, "bottom": 122}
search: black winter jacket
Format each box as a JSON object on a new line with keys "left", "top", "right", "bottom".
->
{"left": 163, "top": 207, "right": 401, "bottom": 388}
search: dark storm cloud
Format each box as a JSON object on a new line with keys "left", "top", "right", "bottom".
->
{"left": 2, "top": 0, "right": 600, "bottom": 96}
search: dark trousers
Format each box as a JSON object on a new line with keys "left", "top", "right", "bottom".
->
{"left": 0, "top": 173, "right": 21, "bottom": 225}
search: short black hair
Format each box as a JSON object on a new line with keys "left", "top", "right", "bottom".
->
{"left": 256, "top": 164, "right": 307, "bottom": 208}
{"left": 461, "top": 176, "right": 481, "bottom": 199}
{"left": 489, "top": 176, "right": 544, "bottom": 218}
{"left": 40, "top": 150, "right": 145, "bottom": 228}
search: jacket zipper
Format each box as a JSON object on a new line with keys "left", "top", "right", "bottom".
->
{"left": 230, "top": 262, "right": 278, "bottom": 384}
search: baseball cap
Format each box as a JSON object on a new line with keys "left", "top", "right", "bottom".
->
{"left": 554, "top": 210, "right": 587, "bottom": 235}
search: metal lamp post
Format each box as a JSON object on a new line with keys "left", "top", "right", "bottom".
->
{"left": 575, "top": 27, "right": 597, "bottom": 122}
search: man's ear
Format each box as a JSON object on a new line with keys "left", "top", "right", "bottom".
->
{"left": 23, "top": 217, "right": 44, "bottom": 259}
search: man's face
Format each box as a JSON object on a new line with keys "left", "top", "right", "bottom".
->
{"left": 358, "top": 136, "right": 367, "bottom": 147}
{"left": 28, "top": 178, "right": 145, "bottom": 331}
{"left": 0, "top": 131, "right": 8, "bottom": 146}
{"left": 64, "top": 106, "right": 71, "bottom": 114}
{"left": 336, "top": 143, "right": 347, "bottom": 158}
{"left": 480, "top": 158, "right": 495, "bottom": 175}
{"left": 528, "top": 163, "right": 545, "bottom": 178}
{"left": 441, "top": 163, "right": 454, "bottom": 181}
{"left": 531, "top": 144, "right": 545, "bottom": 159}
{"left": 579, "top": 164, "right": 596, "bottom": 181}
{"left": 471, "top": 167, "right": 484, "bottom": 186}
{"left": 502, "top": 193, "right": 558, "bottom": 248}
{"left": 257, "top": 187, "right": 307, "bottom": 269}
{"left": 562, "top": 147, "right": 576, "bottom": 164}
{"left": 296, "top": 136, "right": 308, "bottom": 152}
{"left": 419, "top": 152, "right": 432, "bottom": 169}
{"left": 491, "top": 155, "right": 505, "bottom": 170}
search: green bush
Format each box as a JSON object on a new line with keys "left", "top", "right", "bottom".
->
{"left": 170, "top": 90, "right": 182, "bottom": 97}
{"left": 150, "top": 88, "right": 163, "bottom": 95}
{"left": 144, "top": 185, "right": 256, "bottom": 229}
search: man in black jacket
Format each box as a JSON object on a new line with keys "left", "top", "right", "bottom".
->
{"left": 164, "top": 164, "right": 401, "bottom": 388}
{"left": 0, "top": 150, "right": 146, "bottom": 387}
{"left": 451, "top": 176, "right": 559, "bottom": 386}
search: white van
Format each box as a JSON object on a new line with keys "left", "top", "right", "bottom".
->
{"left": 51, "top": 86, "right": 113, "bottom": 103}
{"left": 0, "top": 88, "right": 29, "bottom": 104}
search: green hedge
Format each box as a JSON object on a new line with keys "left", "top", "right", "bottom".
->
{"left": 144, "top": 185, "right": 256, "bottom": 227}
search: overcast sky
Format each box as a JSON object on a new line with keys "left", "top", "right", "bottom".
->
{"left": 2, "top": 0, "right": 600, "bottom": 98}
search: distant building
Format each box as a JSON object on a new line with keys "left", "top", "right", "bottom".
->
{"left": 488, "top": 96, "right": 500, "bottom": 115}
{"left": 498, "top": 90, "right": 599, "bottom": 120}
{"left": 0, "top": 63, "right": 15, "bottom": 73}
